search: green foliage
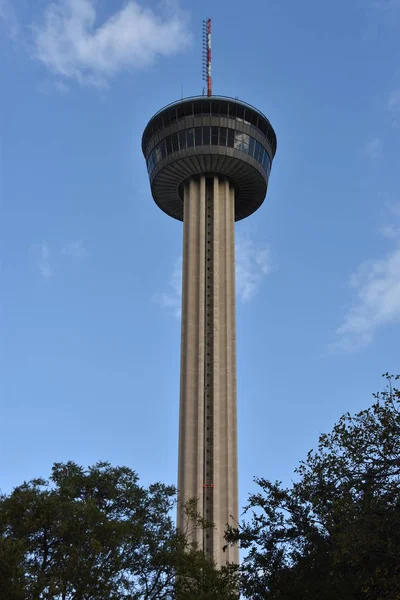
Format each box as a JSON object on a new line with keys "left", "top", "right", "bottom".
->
{"left": 226, "top": 374, "right": 400, "bottom": 600}
{"left": 0, "top": 462, "right": 238, "bottom": 599}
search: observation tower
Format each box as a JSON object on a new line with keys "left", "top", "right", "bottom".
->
{"left": 141, "top": 19, "right": 277, "bottom": 566}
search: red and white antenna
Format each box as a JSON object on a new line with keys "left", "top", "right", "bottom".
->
{"left": 202, "top": 18, "right": 212, "bottom": 97}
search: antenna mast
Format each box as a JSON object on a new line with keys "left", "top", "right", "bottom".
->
{"left": 202, "top": 18, "right": 212, "bottom": 96}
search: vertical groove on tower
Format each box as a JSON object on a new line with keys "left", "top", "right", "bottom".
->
{"left": 211, "top": 175, "right": 222, "bottom": 562}
{"left": 203, "top": 176, "right": 214, "bottom": 558}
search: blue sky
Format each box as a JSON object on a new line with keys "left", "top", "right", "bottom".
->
{"left": 1, "top": 0, "right": 400, "bottom": 515}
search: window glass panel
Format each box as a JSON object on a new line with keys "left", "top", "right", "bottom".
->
{"left": 193, "top": 102, "right": 203, "bottom": 115}
{"left": 228, "top": 104, "right": 236, "bottom": 120}
{"left": 260, "top": 148, "right": 267, "bottom": 168}
{"left": 200, "top": 101, "right": 211, "bottom": 116}
{"left": 266, "top": 124, "right": 273, "bottom": 146}
{"left": 195, "top": 127, "right": 202, "bottom": 146}
{"left": 211, "top": 126, "right": 219, "bottom": 145}
{"left": 227, "top": 129, "right": 235, "bottom": 147}
{"left": 160, "top": 140, "right": 166, "bottom": 160}
{"left": 242, "top": 109, "right": 250, "bottom": 126}
{"left": 253, "top": 141, "right": 259, "bottom": 162}
{"left": 187, "top": 128, "right": 194, "bottom": 147}
{"left": 255, "top": 142, "right": 263, "bottom": 163}
{"left": 171, "top": 132, "right": 179, "bottom": 152}
{"left": 234, "top": 132, "right": 249, "bottom": 152}
{"left": 249, "top": 137, "right": 255, "bottom": 157}
{"left": 262, "top": 148, "right": 267, "bottom": 167}
{"left": 249, "top": 111, "right": 258, "bottom": 127}
{"left": 236, "top": 105, "right": 245, "bottom": 121}
{"left": 165, "top": 136, "right": 172, "bottom": 155}
{"left": 179, "top": 130, "right": 186, "bottom": 150}
{"left": 211, "top": 101, "right": 220, "bottom": 116}
{"left": 203, "top": 126, "right": 211, "bottom": 145}
{"left": 219, "top": 101, "right": 229, "bottom": 117}
{"left": 153, "top": 116, "right": 162, "bottom": 135}
{"left": 234, "top": 132, "right": 243, "bottom": 150}
{"left": 261, "top": 151, "right": 266, "bottom": 169}
{"left": 183, "top": 103, "right": 193, "bottom": 117}
{"left": 166, "top": 108, "right": 175, "bottom": 126}
{"left": 258, "top": 146, "right": 264, "bottom": 166}
{"left": 162, "top": 112, "right": 170, "bottom": 127}
{"left": 154, "top": 146, "right": 162, "bottom": 164}
{"left": 259, "top": 120, "right": 267, "bottom": 136}
{"left": 219, "top": 127, "right": 227, "bottom": 147}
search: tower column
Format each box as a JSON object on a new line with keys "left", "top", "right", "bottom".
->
{"left": 177, "top": 174, "right": 239, "bottom": 566}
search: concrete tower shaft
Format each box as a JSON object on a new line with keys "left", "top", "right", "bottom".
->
{"left": 178, "top": 175, "right": 238, "bottom": 565}
{"left": 142, "top": 96, "right": 277, "bottom": 566}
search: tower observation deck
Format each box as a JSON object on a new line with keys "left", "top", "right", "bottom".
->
{"left": 142, "top": 95, "right": 277, "bottom": 566}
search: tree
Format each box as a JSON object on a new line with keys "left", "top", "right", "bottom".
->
{"left": 226, "top": 374, "right": 400, "bottom": 600}
{"left": 0, "top": 462, "right": 238, "bottom": 599}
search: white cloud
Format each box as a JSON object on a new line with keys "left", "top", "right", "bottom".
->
{"left": 364, "top": 0, "right": 400, "bottom": 40}
{"left": 33, "top": 240, "right": 88, "bottom": 278}
{"left": 37, "top": 79, "right": 71, "bottom": 95}
{"left": 388, "top": 89, "right": 400, "bottom": 108}
{"left": 31, "top": 0, "right": 191, "bottom": 86}
{"left": 387, "top": 89, "right": 400, "bottom": 125}
{"left": 387, "top": 202, "right": 400, "bottom": 217}
{"left": 152, "top": 257, "right": 182, "bottom": 318}
{"left": 372, "top": 0, "right": 400, "bottom": 11}
{"left": 36, "top": 242, "right": 54, "bottom": 279}
{"left": 61, "top": 240, "right": 88, "bottom": 258}
{"left": 0, "top": 0, "right": 19, "bottom": 39}
{"left": 235, "top": 234, "right": 273, "bottom": 302}
{"left": 379, "top": 224, "right": 400, "bottom": 239}
{"left": 364, "top": 137, "right": 382, "bottom": 159}
{"left": 54, "top": 80, "right": 70, "bottom": 94}
{"left": 370, "top": 0, "right": 400, "bottom": 21}
{"left": 153, "top": 235, "right": 273, "bottom": 317}
{"left": 333, "top": 210, "right": 400, "bottom": 352}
